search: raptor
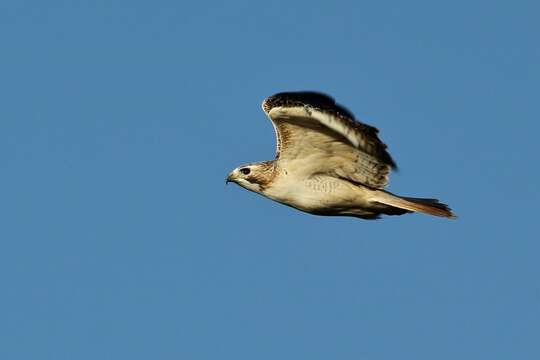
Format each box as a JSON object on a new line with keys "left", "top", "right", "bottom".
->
{"left": 226, "top": 91, "right": 455, "bottom": 220}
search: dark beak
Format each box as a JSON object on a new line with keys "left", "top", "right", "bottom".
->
{"left": 225, "top": 172, "right": 234, "bottom": 185}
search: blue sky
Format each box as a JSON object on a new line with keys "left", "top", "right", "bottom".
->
{"left": 1, "top": 0, "right": 539, "bottom": 359}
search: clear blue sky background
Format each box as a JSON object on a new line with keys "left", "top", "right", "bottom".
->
{"left": 1, "top": 1, "right": 539, "bottom": 359}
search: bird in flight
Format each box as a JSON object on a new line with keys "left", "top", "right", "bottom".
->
{"left": 226, "top": 91, "right": 455, "bottom": 220}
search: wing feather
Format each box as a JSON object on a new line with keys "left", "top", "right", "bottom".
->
{"left": 262, "top": 91, "right": 395, "bottom": 189}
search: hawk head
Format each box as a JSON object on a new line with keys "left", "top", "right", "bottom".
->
{"left": 226, "top": 161, "right": 276, "bottom": 193}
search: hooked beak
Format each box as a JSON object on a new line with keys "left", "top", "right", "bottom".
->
{"left": 225, "top": 172, "right": 235, "bottom": 185}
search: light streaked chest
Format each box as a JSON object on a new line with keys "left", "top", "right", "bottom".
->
{"left": 263, "top": 172, "right": 358, "bottom": 211}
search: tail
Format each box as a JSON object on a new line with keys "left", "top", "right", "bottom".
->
{"left": 373, "top": 191, "right": 456, "bottom": 219}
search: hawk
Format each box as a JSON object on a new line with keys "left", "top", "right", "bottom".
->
{"left": 226, "top": 91, "right": 455, "bottom": 220}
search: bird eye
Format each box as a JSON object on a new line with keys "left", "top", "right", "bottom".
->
{"left": 240, "top": 168, "right": 251, "bottom": 175}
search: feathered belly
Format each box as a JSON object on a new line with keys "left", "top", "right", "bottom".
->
{"left": 264, "top": 175, "right": 370, "bottom": 213}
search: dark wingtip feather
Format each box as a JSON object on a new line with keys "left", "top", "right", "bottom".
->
{"left": 267, "top": 91, "right": 355, "bottom": 119}
{"left": 263, "top": 91, "right": 355, "bottom": 119}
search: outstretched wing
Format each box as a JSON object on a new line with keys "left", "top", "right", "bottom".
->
{"left": 262, "top": 91, "right": 396, "bottom": 189}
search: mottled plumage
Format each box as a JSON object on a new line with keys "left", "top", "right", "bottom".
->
{"left": 227, "top": 91, "right": 455, "bottom": 220}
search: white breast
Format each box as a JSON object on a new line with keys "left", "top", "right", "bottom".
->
{"left": 263, "top": 171, "right": 369, "bottom": 213}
